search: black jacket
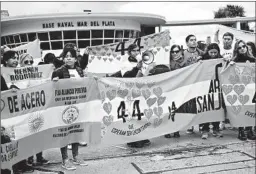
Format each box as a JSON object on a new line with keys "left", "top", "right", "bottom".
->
{"left": 52, "top": 65, "right": 84, "bottom": 79}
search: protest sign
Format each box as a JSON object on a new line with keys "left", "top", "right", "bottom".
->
{"left": 1, "top": 64, "right": 55, "bottom": 89}
{"left": 87, "top": 30, "right": 171, "bottom": 74}
{"left": 12, "top": 39, "right": 41, "bottom": 59}
{"left": 220, "top": 61, "right": 256, "bottom": 127}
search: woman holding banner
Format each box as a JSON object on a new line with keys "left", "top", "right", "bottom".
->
{"left": 52, "top": 47, "right": 88, "bottom": 170}
{"left": 232, "top": 40, "right": 256, "bottom": 141}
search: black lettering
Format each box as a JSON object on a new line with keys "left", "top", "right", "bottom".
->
{"left": 7, "top": 97, "right": 14, "bottom": 113}
{"left": 207, "top": 93, "right": 214, "bottom": 111}
{"left": 197, "top": 96, "right": 202, "bottom": 113}
{"left": 132, "top": 100, "right": 143, "bottom": 120}
{"left": 31, "top": 92, "right": 35, "bottom": 108}
{"left": 215, "top": 92, "right": 222, "bottom": 110}
{"left": 25, "top": 93, "right": 31, "bottom": 109}
{"left": 252, "top": 91, "right": 256, "bottom": 103}
{"left": 208, "top": 80, "right": 214, "bottom": 93}
{"left": 202, "top": 95, "right": 208, "bottom": 112}
{"left": 35, "top": 92, "right": 40, "bottom": 107}
{"left": 117, "top": 101, "right": 128, "bottom": 123}
{"left": 21, "top": 94, "right": 26, "bottom": 110}
{"left": 115, "top": 41, "right": 127, "bottom": 55}
{"left": 214, "top": 79, "right": 221, "bottom": 92}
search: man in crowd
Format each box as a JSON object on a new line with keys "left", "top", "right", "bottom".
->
{"left": 214, "top": 30, "right": 235, "bottom": 60}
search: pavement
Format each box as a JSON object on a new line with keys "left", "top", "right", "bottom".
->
{"left": 29, "top": 127, "right": 255, "bottom": 174}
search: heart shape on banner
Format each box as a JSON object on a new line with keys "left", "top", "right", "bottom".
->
{"left": 91, "top": 55, "right": 95, "bottom": 59}
{"left": 104, "top": 47, "right": 109, "bottom": 52}
{"left": 142, "top": 89, "right": 151, "bottom": 100}
{"left": 238, "top": 95, "right": 249, "bottom": 105}
{"left": 107, "top": 53, "right": 111, "bottom": 57}
{"left": 153, "top": 51, "right": 158, "bottom": 55}
{"left": 157, "top": 96, "right": 166, "bottom": 106}
{"left": 126, "top": 82, "right": 134, "bottom": 89}
{"left": 92, "top": 51, "right": 97, "bottom": 55}
{"left": 241, "top": 65, "right": 252, "bottom": 76}
{"left": 101, "top": 52, "right": 106, "bottom": 56}
{"left": 153, "top": 87, "right": 163, "bottom": 97}
{"left": 89, "top": 59, "right": 92, "bottom": 63}
{"left": 231, "top": 105, "right": 242, "bottom": 115}
{"left": 165, "top": 48, "right": 170, "bottom": 52}
{"left": 97, "top": 56, "right": 102, "bottom": 60}
{"left": 227, "top": 95, "right": 238, "bottom": 105}
{"left": 241, "top": 75, "right": 251, "bottom": 86}
{"left": 144, "top": 109, "right": 153, "bottom": 120}
{"left": 109, "top": 58, "right": 113, "bottom": 62}
{"left": 228, "top": 75, "right": 240, "bottom": 85}
{"left": 106, "top": 90, "right": 116, "bottom": 101}
{"left": 103, "top": 102, "right": 112, "bottom": 115}
{"left": 153, "top": 107, "right": 163, "bottom": 117}
{"left": 103, "top": 58, "right": 107, "bottom": 62}
{"left": 147, "top": 97, "right": 157, "bottom": 107}
{"left": 157, "top": 47, "right": 161, "bottom": 51}
{"left": 132, "top": 89, "right": 141, "bottom": 98}
{"left": 153, "top": 118, "right": 163, "bottom": 128}
{"left": 136, "top": 82, "right": 144, "bottom": 89}
{"left": 222, "top": 85, "right": 233, "bottom": 95}
{"left": 233, "top": 84, "right": 245, "bottom": 95}
{"left": 96, "top": 47, "right": 101, "bottom": 51}
{"left": 111, "top": 47, "right": 115, "bottom": 52}
{"left": 147, "top": 82, "right": 155, "bottom": 88}
{"left": 116, "top": 56, "right": 121, "bottom": 61}
{"left": 102, "top": 115, "right": 114, "bottom": 126}
{"left": 117, "top": 89, "right": 129, "bottom": 98}
{"left": 113, "top": 53, "right": 117, "bottom": 58}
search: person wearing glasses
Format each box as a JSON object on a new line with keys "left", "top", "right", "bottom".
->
{"left": 19, "top": 53, "right": 34, "bottom": 67}
{"left": 231, "top": 40, "right": 256, "bottom": 141}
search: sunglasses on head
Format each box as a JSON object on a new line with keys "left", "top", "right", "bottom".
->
{"left": 171, "top": 50, "right": 180, "bottom": 54}
{"left": 24, "top": 60, "right": 34, "bottom": 65}
{"left": 238, "top": 45, "right": 246, "bottom": 50}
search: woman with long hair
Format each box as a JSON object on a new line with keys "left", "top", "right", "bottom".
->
{"left": 232, "top": 40, "right": 256, "bottom": 141}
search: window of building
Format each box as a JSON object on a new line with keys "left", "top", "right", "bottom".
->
{"left": 50, "top": 31, "right": 62, "bottom": 40}
{"left": 28, "top": 33, "right": 37, "bottom": 41}
{"left": 78, "top": 30, "right": 90, "bottom": 39}
{"left": 20, "top": 34, "right": 28, "bottom": 42}
{"left": 91, "top": 39, "right": 103, "bottom": 46}
{"left": 63, "top": 30, "right": 76, "bottom": 39}
{"left": 51, "top": 41, "right": 63, "bottom": 50}
{"left": 91, "top": 30, "right": 103, "bottom": 38}
{"left": 115, "top": 30, "right": 123, "bottom": 39}
{"left": 64, "top": 40, "right": 77, "bottom": 47}
{"left": 78, "top": 40, "right": 90, "bottom": 48}
{"left": 114, "top": 38, "right": 123, "bottom": 43}
{"left": 40, "top": 42, "right": 50, "bottom": 50}
{"left": 124, "top": 30, "right": 130, "bottom": 38}
{"left": 104, "top": 39, "right": 114, "bottom": 44}
{"left": 9, "top": 36, "right": 15, "bottom": 44}
{"left": 1, "top": 37, "right": 6, "bottom": 45}
{"left": 104, "top": 30, "right": 114, "bottom": 38}
{"left": 38, "top": 32, "right": 49, "bottom": 41}
{"left": 15, "top": 44, "right": 21, "bottom": 47}
{"left": 5, "top": 36, "right": 10, "bottom": 44}
{"left": 13, "top": 35, "right": 20, "bottom": 43}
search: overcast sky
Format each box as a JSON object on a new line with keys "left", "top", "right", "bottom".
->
{"left": 1, "top": 2, "right": 255, "bottom": 21}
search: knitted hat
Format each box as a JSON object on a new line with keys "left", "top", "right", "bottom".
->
{"left": 20, "top": 53, "right": 33, "bottom": 64}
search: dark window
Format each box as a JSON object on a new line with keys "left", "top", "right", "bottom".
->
{"left": 91, "top": 30, "right": 103, "bottom": 38}
{"left": 63, "top": 30, "right": 76, "bottom": 39}
{"left": 78, "top": 40, "right": 90, "bottom": 48}
{"left": 20, "top": 34, "right": 28, "bottom": 42}
{"left": 50, "top": 31, "right": 62, "bottom": 40}
{"left": 104, "top": 39, "right": 114, "bottom": 44}
{"left": 115, "top": 30, "right": 123, "bottom": 39}
{"left": 9, "top": 36, "right": 15, "bottom": 44}
{"left": 124, "top": 30, "right": 130, "bottom": 38}
{"left": 78, "top": 30, "right": 90, "bottom": 39}
{"left": 6, "top": 36, "right": 11, "bottom": 44}
{"left": 40, "top": 42, "right": 50, "bottom": 50}
{"left": 1, "top": 37, "right": 6, "bottom": 45}
{"left": 104, "top": 30, "right": 114, "bottom": 38}
{"left": 64, "top": 40, "right": 77, "bottom": 46}
{"left": 51, "top": 41, "right": 63, "bottom": 50}
{"left": 38, "top": 32, "right": 49, "bottom": 41}
{"left": 91, "top": 39, "right": 102, "bottom": 46}
{"left": 114, "top": 38, "right": 123, "bottom": 43}
{"left": 28, "top": 33, "right": 37, "bottom": 41}
{"left": 14, "top": 35, "right": 20, "bottom": 43}
{"left": 123, "top": 39, "right": 129, "bottom": 42}
{"left": 15, "top": 44, "right": 21, "bottom": 47}
{"left": 136, "top": 31, "right": 140, "bottom": 38}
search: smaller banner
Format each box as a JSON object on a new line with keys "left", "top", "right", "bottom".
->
{"left": 220, "top": 61, "right": 256, "bottom": 127}
{"left": 1, "top": 64, "right": 54, "bottom": 89}
{"left": 12, "top": 39, "right": 41, "bottom": 59}
{"left": 87, "top": 30, "right": 171, "bottom": 74}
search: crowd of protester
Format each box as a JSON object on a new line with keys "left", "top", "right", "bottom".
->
{"left": 1, "top": 30, "right": 256, "bottom": 173}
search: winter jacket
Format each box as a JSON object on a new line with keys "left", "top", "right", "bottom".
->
{"left": 51, "top": 64, "right": 84, "bottom": 79}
